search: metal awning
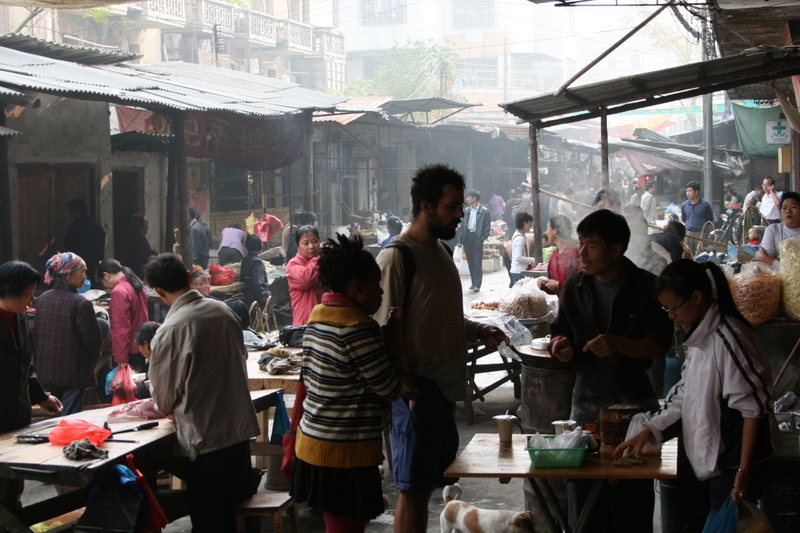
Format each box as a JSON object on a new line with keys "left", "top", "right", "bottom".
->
{"left": 0, "top": 33, "right": 139, "bottom": 65}
{"left": 380, "top": 97, "right": 481, "bottom": 124}
{"left": 500, "top": 47, "right": 800, "bottom": 128}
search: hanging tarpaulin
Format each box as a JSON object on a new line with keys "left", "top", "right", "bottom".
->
{"left": 620, "top": 147, "right": 698, "bottom": 175}
{"left": 732, "top": 103, "right": 782, "bottom": 158}
{"left": 115, "top": 107, "right": 306, "bottom": 170}
{"left": 183, "top": 112, "right": 305, "bottom": 171}
{"left": 774, "top": 88, "right": 800, "bottom": 135}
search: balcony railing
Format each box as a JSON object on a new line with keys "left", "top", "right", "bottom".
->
{"left": 278, "top": 19, "right": 313, "bottom": 54}
{"left": 234, "top": 10, "right": 278, "bottom": 46}
{"left": 126, "top": 0, "right": 185, "bottom": 27}
{"left": 186, "top": 0, "right": 235, "bottom": 33}
{"left": 147, "top": 0, "right": 184, "bottom": 19}
{"left": 313, "top": 29, "right": 345, "bottom": 58}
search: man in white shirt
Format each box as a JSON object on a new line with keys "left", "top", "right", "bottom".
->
{"left": 640, "top": 182, "right": 657, "bottom": 222}
{"left": 759, "top": 177, "right": 782, "bottom": 224}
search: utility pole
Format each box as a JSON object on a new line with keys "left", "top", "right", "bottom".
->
{"left": 212, "top": 24, "right": 219, "bottom": 67}
{"left": 702, "top": 13, "right": 715, "bottom": 215}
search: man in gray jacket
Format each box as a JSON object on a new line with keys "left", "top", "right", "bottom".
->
{"left": 146, "top": 253, "right": 259, "bottom": 533}
{"left": 455, "top": 189, "right": 491, "bottom": 292}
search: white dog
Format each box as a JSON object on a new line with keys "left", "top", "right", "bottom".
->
{"left": 440, "top": 483, "right": 535, "bottom": 533}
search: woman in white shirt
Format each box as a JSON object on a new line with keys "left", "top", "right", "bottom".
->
{"left": 509, "top": 211, "right": 537, "bottom": 287}
{"left": 755, "top": 191, "right": 800, "bottom": 270}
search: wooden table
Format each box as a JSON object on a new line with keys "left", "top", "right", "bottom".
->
{"left": 0, "top": 389, "right": 281, "bottom": 532}
{"left": 246, "top": 348, "right": 301, "bottom": 395}
{"left": 208, "top": 281, "right": 245, "bottom": 296}
{"left": 444, "top": 434, "right": 678, "bottom": 533}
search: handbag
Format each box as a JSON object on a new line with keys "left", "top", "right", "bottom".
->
{"left": 279, "top": 325, "right": 307, "bottom": 348}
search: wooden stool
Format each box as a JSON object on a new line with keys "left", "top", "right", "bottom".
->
{"left": 235, "top": 492, "right": 299, "bottom": 533}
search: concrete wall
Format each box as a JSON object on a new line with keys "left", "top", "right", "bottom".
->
{"left": 5, "top": 92, "right": 113, "bottom": 258}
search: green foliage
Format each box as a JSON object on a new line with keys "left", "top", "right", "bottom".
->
{"left": 338, "top": 39, "right": 461, "bottom": 100}
{"left": 79, "top": 6, "right": 113, "bottom": 24}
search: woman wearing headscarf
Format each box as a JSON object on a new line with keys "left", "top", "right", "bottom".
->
{"left": 35, "top": 252, "right": 102, "bottom": 415}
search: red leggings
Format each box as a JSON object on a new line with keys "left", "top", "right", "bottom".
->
{"left": 323, "top": 512, "right": 367, "bottom": 533}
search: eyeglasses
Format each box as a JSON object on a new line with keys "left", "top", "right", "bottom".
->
{"left": 439, "top": 201, "right": 468, "bottom": 211}
{"left": 661, "top": 296, "right": 689, "bottom": 316}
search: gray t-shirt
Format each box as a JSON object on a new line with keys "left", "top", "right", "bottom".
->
{"left": 591, "top": 275, "right": 625, "bottom": 333}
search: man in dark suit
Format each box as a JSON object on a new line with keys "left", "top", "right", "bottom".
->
{"left": 456, "top": 189, "right": 491, "bottom": 292}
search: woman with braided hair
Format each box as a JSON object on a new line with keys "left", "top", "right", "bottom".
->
{"left": 290, "top": 234, "right": 402, "bottom": 533}
{"left": 35, "top": 252, "right": 102, "bottom": 415}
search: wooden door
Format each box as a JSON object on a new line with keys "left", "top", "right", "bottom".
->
{"left": 17, "top": 168, "right": 92, "bottom": 274}
{"left": 112, "top": 169, "right": 143, "bottom": 247}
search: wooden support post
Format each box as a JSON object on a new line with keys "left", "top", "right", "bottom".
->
{"left": 303, "top": 111, "right": 313, "bottom": 213}
{"left": 529, "top": 126, "right": 543, "bottom": 263}
{"left": 170, "top": 112, "right": 191, "bottom": 270}
{"left": 0, "top": 111, "right": 11, "bottom": 262}
{"left": 164, "top": 140, "right": 177, "bottom": 255}
{"left": 601, "top": 107, "right": 610, "bottom": 190}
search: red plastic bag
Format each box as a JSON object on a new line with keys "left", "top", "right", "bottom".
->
{"left": 48, "top": 419, "right": 112, "bottom": 446}
{"left": 110, "top": 364, "right": 137, "bottom": 405}
{"left": 125, "top": 454, "right": 169, "bottom": 532}
{"left": 209, "top": 263, "right": 237, "bottom": 285}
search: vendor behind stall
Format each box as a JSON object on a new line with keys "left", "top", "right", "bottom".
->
{"left": 755, "top": 191, "right": 800, "bottom": 270}
{"left": 548, "top": 209, "right": 672, "bottom": 532}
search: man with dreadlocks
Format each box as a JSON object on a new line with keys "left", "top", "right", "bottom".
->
{"left": 34, "top": 252, "right": 102, "bottom": 415}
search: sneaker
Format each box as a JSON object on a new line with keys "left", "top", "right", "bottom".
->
{"left": 468, "top": 285, "right": 476, "bottom": 290}
{"left": 472, "top": 287, "right": 480, "bottom": 292}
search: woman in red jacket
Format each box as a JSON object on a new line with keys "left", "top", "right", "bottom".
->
{"left": 286, "top": 226, "right": 323, "bottom": 326}
{"left": 97, "top": 259, "right": 149, "bottom": 372}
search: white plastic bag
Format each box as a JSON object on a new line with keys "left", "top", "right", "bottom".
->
{"left": 453, "top": 244, "right": 463, "bottom": 268}
{"left": 479, "top": 314, "right": 533, "bottom": 360}
{"left": 623, "top": 412, "right": 662, "bottom": 456}
{"left": 736, "top": 499, "right": 775, "bottom": 533}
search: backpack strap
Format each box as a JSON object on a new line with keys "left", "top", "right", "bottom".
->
{"left": 383, "top": 240, "right": 453, "bottom": 313}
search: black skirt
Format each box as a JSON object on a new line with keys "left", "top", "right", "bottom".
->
{"left": 290, "top": 457, "right": 385, "bottom": 521}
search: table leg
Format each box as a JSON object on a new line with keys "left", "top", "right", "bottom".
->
{"left": 525, "top": 478, "right": 561, "bottom": 533}
{"left": 0, "top": 500, "right": 31, "bottom": 533}
{"left": 536, "top": 478, "right": 571, "bottom": 533}
{"left": 574, "top": 479, "right": 605, "bottom": 533}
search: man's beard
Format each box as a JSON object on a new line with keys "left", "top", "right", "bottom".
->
{"left": 427, "top": 213, "right": 458, "bottom": 240}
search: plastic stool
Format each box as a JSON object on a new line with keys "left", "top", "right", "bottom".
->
{"left": 235, "top": 492, "right": 299, "bottom": 533}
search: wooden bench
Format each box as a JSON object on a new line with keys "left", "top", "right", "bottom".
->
{"left": 235, "top": 492, "right": 299, "bottom": 533}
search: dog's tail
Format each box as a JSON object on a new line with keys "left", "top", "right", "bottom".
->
{"left": 442, "top": 483, "right": 463, "bottom": 503}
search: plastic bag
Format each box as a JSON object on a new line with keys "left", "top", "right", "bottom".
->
{"left": 500, "top": 277, "right": 549, "bottom": 319}
{"left": 75, "top": 465, "right": 144, "bottom": 533}
{"left": 623, "top": 412, "right": 662, "bottom": 456}
{"left": 552, "top": 427, "right": 584, "bottom": 449}
{"left": 453, "top": 244, "right": 463, "bottom": 268}
{"left": 107, "top": 399, "right": 165, "bottom": 422}
{"left": 736, "top": 499, "right": 774, "bottom": 533}
{"left": 209, "top": 263, "right": 237, "bottom": 285}
{"left": 479, "top": 314, "right": 533, "bottom": 360}
{"left": 110, "top": 365, "right": 137, "bottom": 406}
{"left": 269, "top": 392, "right": 290, "bottom": 446}
{"left": 125, "top": 454, "right": 169, "bottom": 532}
{"left": 48, "top": 419, "right": 112, "bottom": 446}
{"left": 702, "top": 496, "right": 737, "bottom": 533}
{"left": 729, "top": 262, "right": 781, "bottom": 326}
{"left": 781, "top": 238, "right": 800, "bottom": 320}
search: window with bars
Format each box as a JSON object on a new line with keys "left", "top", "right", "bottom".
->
{"left": 360, "top": 0, "right": 407, "bottom": 25}
{"left": 452, "top": 0, "right": 494, "bottom": 29}
{"left": 456, "top": 57, "right": 499, "bottom": 88}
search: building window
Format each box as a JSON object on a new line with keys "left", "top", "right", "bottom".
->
{"left": 452, "top": 0, "right": 494, "bottom": 29}
{"left": 456, "top": 57, "right": 498, "bottom": 88}
{"left": 361, "top": 0, "right": 406, "bottom": 25}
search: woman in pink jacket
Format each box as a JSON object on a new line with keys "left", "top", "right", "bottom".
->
{"left": 286, "top": 226, "right": 323, "bottom": 326}
{"left": 97, "top": 259, "right": 149, "bottom": 372}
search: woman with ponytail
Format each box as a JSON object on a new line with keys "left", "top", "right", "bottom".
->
{"left": 97, "top": 259, "right": 149, "bottom": 372}
{"left": 615, "top": 259, "right": 780, "bottom": 515}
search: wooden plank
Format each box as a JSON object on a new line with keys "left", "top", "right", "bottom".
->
{"left": 444, "top": 433, "right": 677, "bottom": 481}
{"left": 246, "top": 349, "right": 301, "bottom": 394}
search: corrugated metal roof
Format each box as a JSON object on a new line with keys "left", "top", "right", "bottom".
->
{"left": 0, "top": 33, "right": 138, "bottom": 65}
{"left": 0, "top": 46, "right": 351, "bottom": 117}
{"left": 500, "top": 47, "right": 800, "bottom": 127}
{"left": 0, "top": 125, "right": 20, "bottom": 136}
{"left": 380, "top": 97, "right": 480, "bottom": 115}
{"left": 313, "top": 96, "right": 394, "bottom": 125}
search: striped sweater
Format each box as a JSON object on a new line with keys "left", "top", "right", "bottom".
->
{"left": 296, "top": 295, "right": 402, "bottom": 469}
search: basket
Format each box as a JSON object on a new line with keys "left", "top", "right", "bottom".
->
{"left": 525, "top": 436, "right": 588, "bottom": 468}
